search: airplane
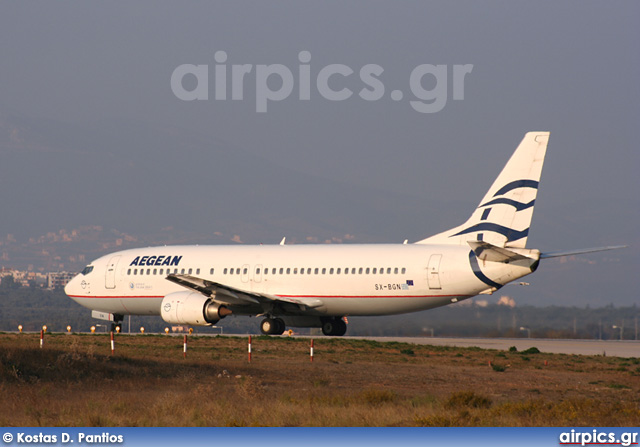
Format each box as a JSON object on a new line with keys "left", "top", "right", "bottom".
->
{"left": 64, "top": 132, "right": 623, "bottom": 336}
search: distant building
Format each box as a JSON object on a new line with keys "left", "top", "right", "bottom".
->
{"left": 47, "top": 271, "right": 75, "bottom": 289}
{"left": 0, "top": 268, "right": 48, "bottom": 287}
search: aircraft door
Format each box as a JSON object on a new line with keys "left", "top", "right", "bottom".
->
{"left": 254, "top": 264, "right": 263, "bottom": 283}
{"left": 241, "top": 264, "right": 250, "bottom": 283}
{"left": 105, "top": 255, "right": 121, "bottom": 289}
{"left": 427, "top": 254, "right": 442, "bottom": 290}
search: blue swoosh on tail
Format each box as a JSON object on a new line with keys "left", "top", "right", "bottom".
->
{"left": 468, "top": 250, "right": 503, "bottom": 289}
{"left": 479, "top": 198, "right": 535, "bottom": 211}
{"left": 493, "top": 179, "right": 539, "bottom": 197}
{"left": 452, "top": 223, "right": 529, "bottom": 242}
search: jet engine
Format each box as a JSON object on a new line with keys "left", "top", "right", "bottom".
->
{"left": 160, "top": 291, "right": 231, "bottom": 326}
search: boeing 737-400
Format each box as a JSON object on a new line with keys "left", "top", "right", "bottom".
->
{"left": 64, "top": 132, "right": 622, "bottom": 335}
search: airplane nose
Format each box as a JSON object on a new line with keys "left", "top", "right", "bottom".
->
{"left": 64, "top": 274, "right": 80, "bottom": 296}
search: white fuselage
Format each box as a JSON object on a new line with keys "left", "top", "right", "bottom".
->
{"left": 63, "top": 132, "right": 553, "bottom": 333}
{"left": 65, "top": 243, "right": 535, "bottom": 318}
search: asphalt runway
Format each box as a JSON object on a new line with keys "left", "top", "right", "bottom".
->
{"left": 353, "top": 336, "right": 639, "bottom": 358}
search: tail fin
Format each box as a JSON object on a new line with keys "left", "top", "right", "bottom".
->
{"left": 416, "top": 132, "right": 550, "bottom": 248}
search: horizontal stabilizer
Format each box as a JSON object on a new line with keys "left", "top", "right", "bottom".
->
{"left": 540, "top": 245, "right": 627, "bottom": 259}
{"left": 468, "top": 241, "right": 537, "bottom": 263}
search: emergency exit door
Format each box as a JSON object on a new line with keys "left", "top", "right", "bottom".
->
{"left": 427, "top": 254, "right": 442, "bottom": 289}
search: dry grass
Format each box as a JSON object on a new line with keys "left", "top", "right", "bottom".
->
{"left": 0, "top": 333, "right": 638, "bottom": 426}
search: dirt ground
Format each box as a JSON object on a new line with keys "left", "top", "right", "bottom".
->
{"left": 1, "top": 333, "right": 638, "bottom": 426}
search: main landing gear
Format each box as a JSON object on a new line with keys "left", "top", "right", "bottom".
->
{"left": 260, "top": 317, "right": 286, "bottom": 335}
{"left": 321, "top": 317, "right": 347, "bottom": 336}
{"left": 259, "top": 316, "right": 348, "bottom": 336}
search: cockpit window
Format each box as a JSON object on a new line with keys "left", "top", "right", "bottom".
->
{"left": 81, "top": 265, "right": 94, "bottom": 275}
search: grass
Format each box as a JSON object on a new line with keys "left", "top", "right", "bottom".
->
{"left": 0, "top": 333, "right": 638, "bottom": 426}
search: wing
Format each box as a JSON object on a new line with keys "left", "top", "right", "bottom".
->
{"left": 165, "top": 274, "right": 324, "bottom": 310}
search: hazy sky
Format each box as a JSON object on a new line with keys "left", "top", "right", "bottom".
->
{"left": 1, "top": 1, "right": 638, "bottom": 306}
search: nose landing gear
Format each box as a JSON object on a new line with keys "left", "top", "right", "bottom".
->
{"left": 110, "top": 314, "right": 124, "bottom": 333}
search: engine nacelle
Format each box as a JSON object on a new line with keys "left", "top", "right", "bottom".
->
{"left": 160, "top": 291, "right": 231, "bottom": 326}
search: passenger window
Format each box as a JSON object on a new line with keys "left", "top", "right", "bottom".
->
{"left": 223, "top": 268, "right": 228, "bottom": 274}
{"left": 314, "top": 268, "right": 319, "bottom": 274}
{"left": 210, "top": 268, "right": 214, "bottom": 275}
{"left": 401, "top": 267, "right": 406, "bottom": 274}
{"left": 243, "top": 268, "right": 248, "bottom": 274}
{"left": 366, "top": 268, "right": 370, "bottom": 274}
{"left": 372, "top": 268, "right": 377, "bottom": 274}
{"left": 299, "top": 268, "right": 304, "bottom": 275}
{"left": 358, "top": 268, "right": 363, "bottom": 274}
{"left": 230, "top": 269, "right": 234, "bottom": 275}
{"left": 134, "top": 269, "right": 137, "bottom": 275}
{"left": 344, "top": 268, "right": 349, "bottom": 275}
{"left": 329, "top": 268, "right": 334, "bottom": 274}
{"left": 394, "top": 267, "right": 398, "bottom": 274}
{"left": 352, "top": 268, "right": 356, "bottom": 274}
{"left": 293, "top": 268, "right": 297, "bottom": 274}
{"left": 279, "top": 268, "right": 284, "bottom": 274}
{"left": 322, "top": 268, "right": 326, "bottom": 274}
{"left": 387, "top": 268, "right": 391, "bottom": 274}
{"left": 127, "top": 269, "right": 131, "bottom": 275}
{"left": 159, "top": 269, "right": 163, "bottom": 275}
{"left": 337, "top": 268, "right": 341, "bottom": 274}
{"left": 153, "top": 269, "right": 157, "bottom": 275}
{"left": 286, "top": 268, "right": 291, "bottom": 274}
{"left": 307, "top": 268, "right": 311, "bottom": 274}
{"left": 256, "top": 268, "right": 261, "bottom": 275}
{"left": 196, "top": 268, "right": 200, "bottom": 275}
{"left": 272, "top": 268, "right": 276, "bottom": 274}
{"left": 188, "top": 268, "right": 192, "bottom": 274}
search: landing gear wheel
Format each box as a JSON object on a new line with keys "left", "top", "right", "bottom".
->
{"left": 333, "top": 318, "right": 347, "bottom": 336}
{"left": 321, "top": 318, "right": 347, "bottom": 336}
{"left": 111, "top": 315, "right": 124, "bottom": 333}
{"left": 260, "top": 317, "right": 286, "bottom": 335}
{"left": 274, "top": 318, "right": 286, "bottom": 334}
